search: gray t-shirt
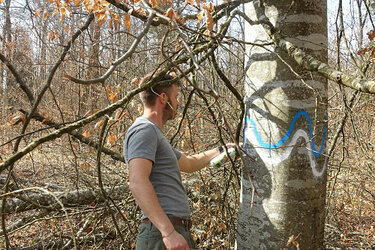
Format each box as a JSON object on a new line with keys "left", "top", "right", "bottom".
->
{"left": 123, "top": 116, "right": 191, "bottom": 219}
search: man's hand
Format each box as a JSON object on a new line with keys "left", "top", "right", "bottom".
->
{"left": 225, "top": 142, "right": 242, "bottom": 149}
{"left": 163, "top": 229, "right": 190, "bottom": 250}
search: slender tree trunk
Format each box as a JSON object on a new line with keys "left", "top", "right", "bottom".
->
{"left": 88, "top": 21, "right": 101, "bottom": 110}
{"left": 39, "top": 18, "right": 48, "bottom": 82}
{"left": 238, "top": 0, "right": 328, "bottom": 249}
{"left": 1, "top": 0, "right": 12, "bottom": 120}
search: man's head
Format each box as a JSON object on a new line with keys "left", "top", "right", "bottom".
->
{"left": 140, "top": 73, "right": 181, "bottom": 121}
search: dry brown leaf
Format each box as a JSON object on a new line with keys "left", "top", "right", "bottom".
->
{"left": 202, "top": 2, "right": 214, "bottom": 11}
{"left": 151, "top": 0, "right": 157, "bottom": 8}
{"left": 96, "top": 10, "right": 108, "bottom": 27}
{"left": 43, "top": 10, "right": 49, "bottom": 20}
{"left": 52, "top": 8, "right": 59, "bottom": 17}
{"left": 122, "top": 212, "right": 128, "bottom": 219}
{"left": 102, "top": 0, "right": 111, "bottom": 7}
{"left": 115, "top": 110, "right": 121, "bottom": 119}
{"left": 109, "top": 18, "right": 114, "bottom": 30}
{"left": 130, "top": 100, "right": 137, "bottom": 107}
{"left": 82, "top": 130, "right": 90, "bottom": 138}
{"left": 48, "top": 31, "right": 55, "bottom": 41}
{"left": 368, "top": 30, "right": 375, "bottom": 41}
{"left": 9, "top": 115, "right": 26, "bottom": 126}
{"left": 95, "top": 120, "right": 104, "bottom": 129}
{"left": 42, "top": 117, "right": 51, "bottom": 124}
{"left": 197, "top": 11, "right": 204, "bottom": 23}
{"left": 184, "top": 0, "right": 194, "bottom": 6}
{"left": 114, "top": 18, "right": 120, "bottom": 30}
{"left": 60, "top": 7, "right": 66, "bottom": 22}
{"left": 165, "top": 8, "right": 175, "bottom": 19}
{"left": 205, "top": 10, "right": 214, "bottom": 35}
{"left": 63, "top": 73, "right": 72, "bottom": 80}
{"left": 124, "top": 12, "right": 131, "bottom": 31}
{"left": 106, "top": 86, "right": 113, "bottom": 95}
{"left": 108, "top": 134, "right": 117, "bottom": 146}
{"left": 109, "top": 92, "right": 118, "bottom": 102}
{"left": 131, "top": 77, "right": 140, "bottom": 85}
{"left": 181, "top": 140, "right": 188, "bottom": 148}
{"left": 35, "top": 9, "right": 41, "bottom": 18}
{"left": 137, "top": 105, "right": 144, "bottom": 113}
{"left": 80, "top": 163, "right": 91, "bottom": 172}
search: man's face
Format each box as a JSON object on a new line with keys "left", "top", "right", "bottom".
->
{"left": 163, "top": 84, "right": 180, "bottom": 121}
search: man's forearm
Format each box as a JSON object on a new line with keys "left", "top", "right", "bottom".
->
{"left": 185, "top": 147, "right": 221, "bottom": 172}
{"left": 181, "top": 143, "right": 237, "bottom": 173}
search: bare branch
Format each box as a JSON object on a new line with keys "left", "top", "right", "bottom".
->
{"left": 0, "top": 53, "right": 35, "bottom": 103}
{"left": 18, "top": 109, "right": 125, "bottom": 162}
{"left": 252, "top": 0, "right": 375, "bottom": 94}
{"left": 67, "top": 12, "right": 155, "bottom": 85}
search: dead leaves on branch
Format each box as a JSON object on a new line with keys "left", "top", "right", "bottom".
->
{"left": 166, "top": 1, "right": 215, "bottom": 35}
{"left": 357, "top": 30, "right": 375, "bottom": 63}
{"left": 200, "top": 2, "right": 215, "bottom": 35}
{"left": 82, "top": 108, "right": 128, "bottom": 148}
{"left": 124, "top": 11, "right": 131, "bottom": 31}
{"left": 35, "top": 0, "right": 218, "bottom": 37}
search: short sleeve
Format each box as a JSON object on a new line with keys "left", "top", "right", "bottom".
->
{"left": 124, "top": 124, "right": 158, "bottom": 164}
{"left": 173, "top": 148, "right": 182, "bottom": 160}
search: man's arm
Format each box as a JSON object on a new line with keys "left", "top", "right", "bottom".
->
{"left": 128, "top": 158, "right": 189, "bottom": 249}
{"left": 178, "top": 143, "right": 237, "bottom": 173}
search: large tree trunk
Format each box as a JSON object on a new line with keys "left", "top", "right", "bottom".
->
{"left": 238, "top": 0, "right": 328, "bottom": 249}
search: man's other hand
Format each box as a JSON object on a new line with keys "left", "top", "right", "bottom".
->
{"left": 163, "top": 230, "right": 190, "bottom": 250}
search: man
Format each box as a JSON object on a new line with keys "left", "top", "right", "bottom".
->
{"left": 123, "top": 73, "right": 236, "bottom": 250}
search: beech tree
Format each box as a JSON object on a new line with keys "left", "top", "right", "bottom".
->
{"left": 238, "top": 0, "right": 327, "bottom": 248}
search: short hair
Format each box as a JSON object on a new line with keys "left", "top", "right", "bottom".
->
{"left": 139, "top": 73, "right": 180, "bottom": 106}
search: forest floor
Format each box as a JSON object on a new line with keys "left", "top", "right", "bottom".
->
{"left": 1, "top": 105, "right": 375, "bottom": 249}
{"left": 1, "top": 145, "right": 374, "bottom": 249}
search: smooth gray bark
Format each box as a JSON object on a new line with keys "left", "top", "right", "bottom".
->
{"left": 238, "top": 0, "right": 328, "bottom": 249}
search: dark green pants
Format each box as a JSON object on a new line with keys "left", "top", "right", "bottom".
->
{"left": 135, "top": 221, "right": 196, "bottom": 250}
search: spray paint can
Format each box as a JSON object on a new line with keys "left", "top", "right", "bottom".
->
{"left": 210, "top": 147, "right": 237, "bottom": 168}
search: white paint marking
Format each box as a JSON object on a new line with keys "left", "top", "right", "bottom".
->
{"left": 245, "top": 128, "right": 327, "bottom": 178}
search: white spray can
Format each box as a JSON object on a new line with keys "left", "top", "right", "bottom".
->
{"left": 210, "top": 147, "right": 237, "bottom": 168}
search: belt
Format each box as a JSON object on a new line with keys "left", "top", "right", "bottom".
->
{"left": 142, "top": 216, "right": 192, "bottom": 229}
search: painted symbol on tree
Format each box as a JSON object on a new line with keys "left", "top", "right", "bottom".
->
{"left": 244, "top": 110, "right": 328, "bottom": 178}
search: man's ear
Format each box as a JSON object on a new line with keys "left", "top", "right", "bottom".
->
{"left": 159, "top": 93, "right": 168, "bottom": 104}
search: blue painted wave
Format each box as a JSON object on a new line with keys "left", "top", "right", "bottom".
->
{"left": 244, "top": 110, "right": 327, "bottom": 157}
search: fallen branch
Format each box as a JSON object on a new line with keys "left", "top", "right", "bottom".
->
{"left": 0, "top": 185, "right": 129, "bottom": 214}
